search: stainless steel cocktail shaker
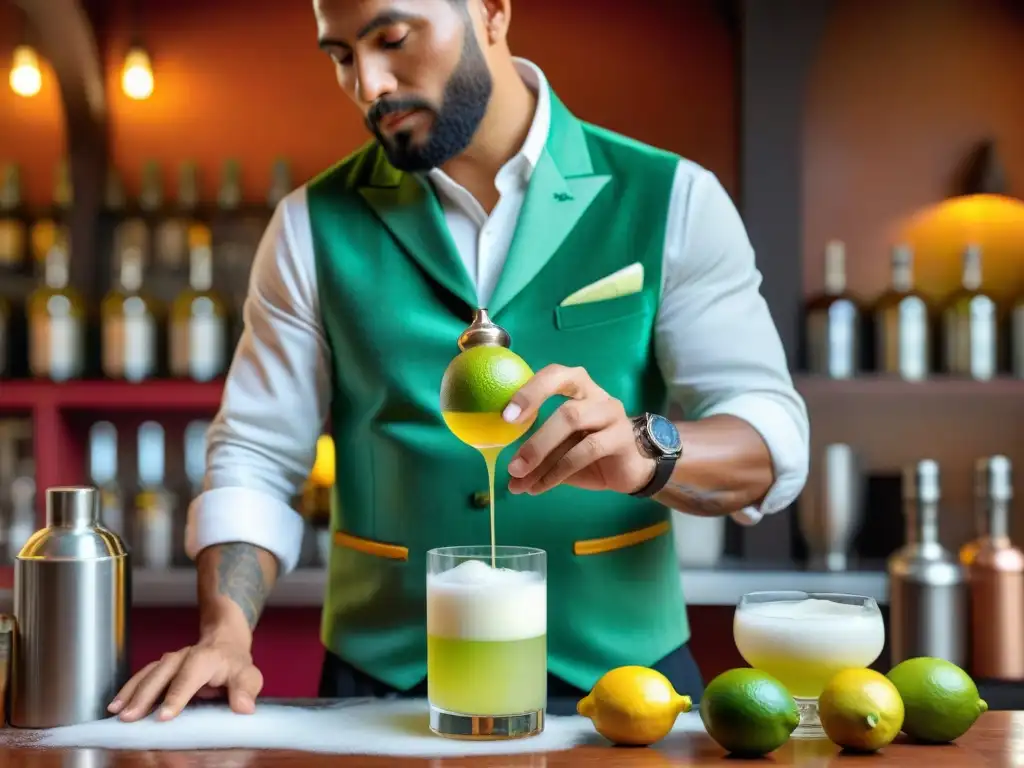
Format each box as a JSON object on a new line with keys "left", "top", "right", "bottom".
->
{"left": 887, "top": 460, "right": 967, "bottom": 667}
{"left": 8, "top": 486, "right": 131, "bottom": 728}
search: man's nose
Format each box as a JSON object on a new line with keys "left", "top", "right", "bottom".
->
{"left": 355, "top": 59, "right": 397, "bottom": 106}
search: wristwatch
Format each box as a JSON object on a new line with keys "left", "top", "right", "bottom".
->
{"left": 629, "top": 413, "right": 683, "bottom": 498}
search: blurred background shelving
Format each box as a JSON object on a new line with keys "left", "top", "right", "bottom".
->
{"left": 1, "top": 0, "right": 1023, "bottom": 695}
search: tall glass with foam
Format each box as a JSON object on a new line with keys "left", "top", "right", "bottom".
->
{"left": 733, "top": 591, "right": 884, "bottom": 737}
{"left": 426, "top": 546, "right": 546, "bottom": 739}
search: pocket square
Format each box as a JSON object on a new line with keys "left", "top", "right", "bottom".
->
{"left": 559, "top": 262, "right": 644, "bottom": 307}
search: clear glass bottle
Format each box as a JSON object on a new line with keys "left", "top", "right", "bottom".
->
{"left": 101, "top": 246, "right": 162, "bottom": 382}
{"left": 89, "top": 421, "right": 125, "bottom": 540}
{"left": 169, "top": 227, "right": 230, "bottom": 381}
{"left": 873, "top": 244, "right": 931, "bottom": 380}
{"left": 805, "top": 240, "right": 861, "bottom": 378}
{"left": 134, "top": 421, "right": 176, "bottom": 571}
{"left": 0, "top": 163, "right": 26, "bottom": 274}
{"left": 27, "top": 240, "right": 86, "bottom": 381}
{"left": 942, "top": 244, "right": 998, "bottom": 380}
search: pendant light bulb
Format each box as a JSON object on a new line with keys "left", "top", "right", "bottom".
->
{"left": 122, "top": 45, "right": 154, "bottom": 100}
{"left": 10, "top": 45, "right": 42, "bottom": 98}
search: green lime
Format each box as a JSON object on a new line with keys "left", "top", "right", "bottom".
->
{"left": 886, "top": 657, "right": 988, "bottom": 743}
{"left": 699, "top": 668, "right": 800, "bottom": 757}
{"left": 439, "top": 344, "right": 533, "bottom": 414}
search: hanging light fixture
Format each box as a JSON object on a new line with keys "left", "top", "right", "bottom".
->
{"left": 9, "top": 44, "right": 42, "bottom": 97}
{"left": 121, "top": 0, "right": 153, "bottom": 101}
{"left": 121, "top": 44, "right": 154, "bottom": 100}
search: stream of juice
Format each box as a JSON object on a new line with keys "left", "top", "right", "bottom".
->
{"left": 442, "top": 412, "right": 527, "bottom": 568}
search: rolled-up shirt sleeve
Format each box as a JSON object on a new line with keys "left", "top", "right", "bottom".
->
{"left": 184, "top": 186, "right": 330, "bottom": 574}
{"left": 655, "top": 161, "right": 810, "bottom": 525}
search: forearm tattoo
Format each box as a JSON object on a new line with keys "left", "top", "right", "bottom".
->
{"left": 216, "top": 544, "right": 269, "bottom": 629}
{"left": 658, "top": 481, "right": 733, "bottom": 517}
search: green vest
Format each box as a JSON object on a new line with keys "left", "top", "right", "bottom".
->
{"left": 306, "top": 91, "right": 689, "bottom": 693}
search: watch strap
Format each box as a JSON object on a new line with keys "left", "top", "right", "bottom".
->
{"left": 629, "top": 455, "right": 676, "bottom": 498}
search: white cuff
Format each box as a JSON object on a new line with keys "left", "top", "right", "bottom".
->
{"left": 185, "top": 487, "right": 307, "bottom": 575}
{"left": 699, "top": 393, "right": 809, "bottom": 524}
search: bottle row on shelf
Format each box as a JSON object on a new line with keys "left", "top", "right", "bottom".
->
{"left": 805, "top": 240, "right": 1024, "bottom": 380}
{"left": 0, "top": 157, "right": 290, "bottom": 382}
{"left": 0, "top": 417, "right": 334, "bottom": 571}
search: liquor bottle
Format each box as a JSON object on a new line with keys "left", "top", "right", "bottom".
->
{"left": 268, "top": 157, "right": 292, "bottom": 208}
{"left": 873, "top": 244, "right": 930, "bottom": 380}
{"left": 138, "top": 159, "right": 163, "bottom": 214}
{"left": 5, "top": 472, "right": 36, "bottom": 564}
{"left": 0, "top": 296, "right": 9, "bottom": 378}
{"left": 100, "top": 246, "right": 161, "bottom": 382}
{"left": 805, "top": 240, "right": 861, "bottom": 378}
{"left": 134, "top": 421, "right": 176, "bottom": 570}
{"left": 26, "top": 239, "right": 86, "bottom": 381}
{"left": 1012, "top": 291, "right": 1023, "bottom": 379}
{"left": 104, "top": 167, "right": 127, "bottom": 211}
{"left": 183, "top": 420, "right": 209, "bottom": 497}
{"left": 154, "top": 161, "right": 200, "bottom": 274}
{"left": 218, "top": 159, "right": 243, "bottom": 210}
{"left": 169, "top": 225, "right": 229, "bottom": 381}
{"left": 887, "top": 459, "right": 967, "bottom": 667}
{"left": 0, "top": 163, "right": 27, "bottom": 274}
{"left": 89, "top": 421, "right": 125, "bottom": 540}
{"left": 942, "top": 244, "right": 998, "bottom": 380}
{"left": 29, "top": 159, "right": 71, "bottom": 275}
{"left": 967, "top": 456, "right": 1024, "bottom": 680}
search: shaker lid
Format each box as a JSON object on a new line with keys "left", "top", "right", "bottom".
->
{"left": 458, "top": 308, "right": 511, "bottom": 351}
{"left": 18, "top": 486, "right": 127, "bottom": 561}
{"left": 975, "top": 455, "right": 1012, "bottom": 503}
{"left": 903, "top": 459, "right": 940, "bottom": 503}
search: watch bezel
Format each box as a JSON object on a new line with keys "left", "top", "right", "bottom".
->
{"left": 645, "top": 413, "right": 682, "bottom": 456}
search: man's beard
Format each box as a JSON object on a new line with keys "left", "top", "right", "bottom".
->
{"left": 365, "top": 32, "right": 493, "bottom": 172}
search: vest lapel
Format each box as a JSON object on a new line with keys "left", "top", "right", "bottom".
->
{"left": 488, "top": 95, "right": 612, "bottom": 317}
{"left": 358, "top": 150, "right": 477, "bottom": 308}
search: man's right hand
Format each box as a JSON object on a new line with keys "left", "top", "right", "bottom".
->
{"left": 110, "top": 542, "right": 280, "bottom": 722}
{"left": 108, "top": 637, "right": 264, "bottom": 722}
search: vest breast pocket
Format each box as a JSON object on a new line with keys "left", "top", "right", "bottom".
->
{"left": 554, "top": 291, "right": 648, "bottom": 332}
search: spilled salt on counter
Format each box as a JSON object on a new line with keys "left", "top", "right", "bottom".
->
{"left": 0, "top": 698, "right": 707, "bottom": 757}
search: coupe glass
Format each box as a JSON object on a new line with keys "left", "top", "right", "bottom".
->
{"left": 733, "top": 591, "right": 884, "bottom": 737}
{"left": 426, "top": 546, "right": 546, "bottom": 740}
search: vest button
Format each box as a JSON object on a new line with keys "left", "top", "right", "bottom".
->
{"left": 470, "top": 491, "right": 490, "bottom": 509}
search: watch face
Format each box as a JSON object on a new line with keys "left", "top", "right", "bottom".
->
{"left": 648, "top": 414, "right": 682, "bottom": 455}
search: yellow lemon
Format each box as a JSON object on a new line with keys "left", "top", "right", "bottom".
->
{"left": 308, "top": 434, "right": 335, "bottom": 487}
{"left": 440, "top": 344, "right": 535, "bottom": 449}
{"left": 818, "top": 668, "right": 904, "bottom": 752}
{"left": 577, "top": 666, "right": 692, "bottom": 747}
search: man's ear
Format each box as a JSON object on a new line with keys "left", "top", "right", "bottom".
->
{"left": 478, "top": 0, "right": 511, "bottom": 45}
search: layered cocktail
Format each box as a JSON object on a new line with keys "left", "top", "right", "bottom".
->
{"left": 426, "top": 546, "right": 546, "bottom": 739}
{"left": 733, "top": 591, "right": 884, "bottom": 736}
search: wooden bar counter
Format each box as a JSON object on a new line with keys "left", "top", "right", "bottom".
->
{"left": 0, "top": 710, "right": 1016, "bottom": 766}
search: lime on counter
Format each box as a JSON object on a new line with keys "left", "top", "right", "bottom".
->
{"left": 699, "top": 668, "right": 799, "bottom": 757}
{"left": 886, "top": 657, "right": 987, "bottom": 743}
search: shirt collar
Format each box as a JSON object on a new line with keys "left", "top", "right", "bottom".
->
{"left": 427, "top": 57, "right": 551, "bottom": 187}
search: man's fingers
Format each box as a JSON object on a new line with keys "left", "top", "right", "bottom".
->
{"left": 109, "top": 660, "right": 159, "bottom": 714}
{"left": 531, "top": 428, "right": 615, "bottom": 494}
{"left": 509, "top": 397, "right": 619, "bottom": 480}
{"left": 228, "top": 665, "right": 264, "bottom": 715}
{"left": 509, "top": 433, "right": 581, "bottom": 494}
{"left": 502, "top": 364, "right": 593, "bottom": 424}
{"left": 157, "top": 652, "right": 220, "bottom": 721}
{"left": 118, "top": 652, "right": 187, "bottom": 722}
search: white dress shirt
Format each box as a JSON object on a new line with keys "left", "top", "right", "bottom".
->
{"left": 185, "top": 59, "right": 810, "bottom": 575}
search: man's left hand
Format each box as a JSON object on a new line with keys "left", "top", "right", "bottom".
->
{"left": 503, "top": 364, "right": 656, "bottom": 496}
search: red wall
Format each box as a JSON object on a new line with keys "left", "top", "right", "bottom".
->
{"left": 1, "top": 0, "right": 737, "bottom": 206}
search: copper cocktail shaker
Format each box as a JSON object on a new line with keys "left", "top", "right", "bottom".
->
{"left": 968, "top": 456, "right": 1024, "bottom": 680}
